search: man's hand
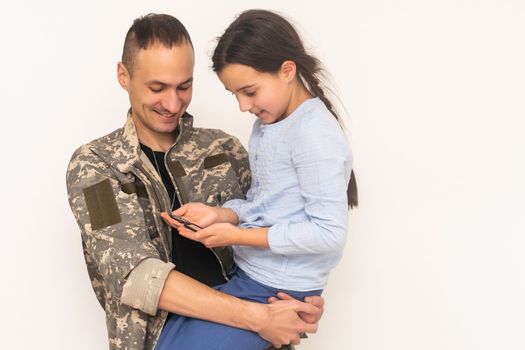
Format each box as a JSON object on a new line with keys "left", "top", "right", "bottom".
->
{"left": 250, "top": 299, "right": 319, "bottom": 348}
{"left": 269, "top": 292, "right": 325, "bottom": 324}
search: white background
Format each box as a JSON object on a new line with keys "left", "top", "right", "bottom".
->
{"left": 1, "top": 1, "right": 524, "bottom": 349}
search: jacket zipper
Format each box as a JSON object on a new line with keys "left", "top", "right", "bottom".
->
{"left": 164, "top": 130, "right": 231, "bottom": 282}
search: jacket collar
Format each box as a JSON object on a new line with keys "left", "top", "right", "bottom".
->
{"left": 93, "top": 109, "right": 194, "bottom": 173}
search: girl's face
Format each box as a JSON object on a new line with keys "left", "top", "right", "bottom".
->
{"left": 217, "top": 63, "right": 295, "bottom": 124}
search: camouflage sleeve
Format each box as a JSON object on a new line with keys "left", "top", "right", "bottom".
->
{"left": 121, "top": 258, "right": 175, "bottom": 315}
{"left": 66, "top": 145, "right": 172, "bottom": 315}
{"left": 221, "top": 135, "right": 251, "bottom": 196}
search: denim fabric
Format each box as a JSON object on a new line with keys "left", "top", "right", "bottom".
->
{"left": 155, "top": 269, "right": 321, "bottom": 350}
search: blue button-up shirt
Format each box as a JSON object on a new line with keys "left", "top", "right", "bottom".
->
{"left": 223, "top": 98, "right": 352, "bottom": 291}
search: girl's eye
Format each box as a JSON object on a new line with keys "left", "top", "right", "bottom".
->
{"left": 245, "top": 91, "right": 256, "bottom": 97}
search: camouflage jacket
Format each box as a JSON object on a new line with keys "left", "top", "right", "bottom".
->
{"left": 66, "top": 112, "right": 250, "bottom": 350}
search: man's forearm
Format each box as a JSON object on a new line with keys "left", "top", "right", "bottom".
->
{"left": 157, "top": 270, "right": 321, "bottom": 346}
{"left": 158, "top": 270, "right": 264, "bottom": 332}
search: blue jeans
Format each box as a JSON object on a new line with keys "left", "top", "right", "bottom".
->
{"left": 155, "top": 269, "right": 322, "bottom": 350}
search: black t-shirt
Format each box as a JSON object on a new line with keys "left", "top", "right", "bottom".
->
{"left": 140, "top": 143, "right": 226, "bottom": 287}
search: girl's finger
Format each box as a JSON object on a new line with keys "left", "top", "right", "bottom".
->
{"left": 178, "top": 227, "right": 197, "bottom": 241}
{"left": 172, "top": 204, "right": 188, "bottom": 216}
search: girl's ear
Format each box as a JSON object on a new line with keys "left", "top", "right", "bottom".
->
{"left": 279, "top": 60, "right": 297, "bottom": 83}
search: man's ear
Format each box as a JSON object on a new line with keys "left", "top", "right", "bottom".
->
{"left": 117, "top": 62, "right": 130, "bottom": 91}
{"left": 279, "top": 60, "right": 297, "bottom": 83}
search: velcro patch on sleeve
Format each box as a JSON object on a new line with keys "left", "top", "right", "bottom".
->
{"left": 83, "top": 178, "right": 122, "bottom": 230}
{"left": 203, "top": 153, "right": 229, "bottom": 169}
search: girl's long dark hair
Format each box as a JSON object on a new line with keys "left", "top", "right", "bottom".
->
{"left": 212, "top": 9, "right": 358, "bottom": 208}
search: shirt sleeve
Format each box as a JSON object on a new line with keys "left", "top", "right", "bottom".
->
{"left": 121, "top": 258, "right": 175, "bottom": 315}
{"left": 267, "top": 117, "right": 352, "bottom": 255}
{"left": 66, "top": 145, "right": 173, "bottom": 316}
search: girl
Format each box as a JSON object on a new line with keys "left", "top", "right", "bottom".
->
{"left": 156, "top": 9, "right": 357, "bottom": 350}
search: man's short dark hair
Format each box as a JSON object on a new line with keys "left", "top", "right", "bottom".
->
{"left": 122, "top": 13, "right": 193, "bottom": 75}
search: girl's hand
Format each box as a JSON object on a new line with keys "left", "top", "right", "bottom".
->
{"left": 161, "top": 202, "right": 219, "bottom": 229}
{"left": 177, "top": 222, "right": 242, "bottom": 248}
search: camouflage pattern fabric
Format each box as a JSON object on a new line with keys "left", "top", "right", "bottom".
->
{"left": 66, "top": 112, "right": 250, "bottom": 350}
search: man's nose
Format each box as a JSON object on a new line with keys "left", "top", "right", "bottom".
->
{"left": 162, "top": 90, "right": 182, "bottom": 113}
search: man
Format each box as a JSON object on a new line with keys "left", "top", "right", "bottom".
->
{"left": 66, "top": 13, "right": 323, "bottom": 350}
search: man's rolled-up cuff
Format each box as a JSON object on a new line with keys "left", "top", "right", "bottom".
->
{"left": 121, "top": 258, "right": 176, "bottom": 316}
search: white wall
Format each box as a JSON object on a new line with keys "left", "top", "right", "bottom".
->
{"left": 1, "top": 0, "right": 524, "bottom": 349}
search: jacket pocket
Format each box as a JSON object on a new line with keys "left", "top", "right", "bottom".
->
{"left": 199, "top": 154, "right": 244, "bottom": 206}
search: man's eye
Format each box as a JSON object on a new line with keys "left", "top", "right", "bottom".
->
{"left": 150, "top": 87, "right": 163, "bottom": 93}
{"left": 178, "top": 84, "right": 192, "bottom": 91}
